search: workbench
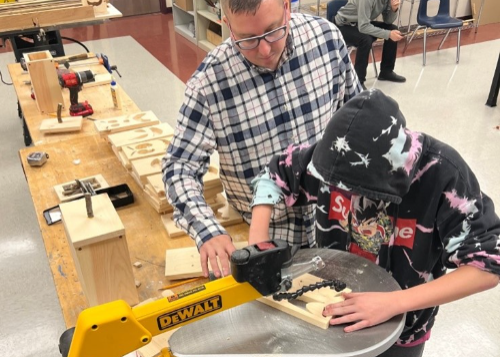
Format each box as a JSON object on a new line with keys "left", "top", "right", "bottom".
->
{"left": 18, "top": 134, "right": 249, "bottom": 328}
{"left": 8, "top": 61, "right": 139, "bottom": 146}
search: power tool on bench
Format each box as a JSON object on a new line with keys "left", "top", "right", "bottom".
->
{"left": 58, "top": 70, "right": 95, "bottom": 117}
{"left": 58, "top": 240, "right": 346, "bottom": 357}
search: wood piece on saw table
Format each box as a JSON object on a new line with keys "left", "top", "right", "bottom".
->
{"left": 39, "top": 116, "right": 83, "bottom": 134}
{"left": 53, "top": 173, "right": 109, "bottom": 202}
{"left": 257, "top": 296, "right": 330, "bottom": 329}
{"left": 59, "top": 194, "right": 139, "bottom": 307}
{"left": 24, "top": 51, "right": 64, "bottom": 114}
{"left": 107, "top": 123, "right": 174, "bottom": 148}
{"left": 164, "top": 241, "right": 248, "bottom": 280}
{"left": 94, "top": 110, "right": 160, "bottom": 136}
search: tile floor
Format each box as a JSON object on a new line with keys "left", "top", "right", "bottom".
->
{"left": 0, "top": 11, "right": 499, "bottom": 357}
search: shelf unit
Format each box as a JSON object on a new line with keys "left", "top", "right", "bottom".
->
{"left": 172, "top": 0, "right": 229, "bottom": 52}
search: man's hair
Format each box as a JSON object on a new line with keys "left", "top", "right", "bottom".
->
{"left": 221, "top": 0, "right": 281, "bottom": 16}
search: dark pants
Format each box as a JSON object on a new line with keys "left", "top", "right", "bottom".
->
{"left": 377, "top": 343, "right": 426, "bottom": 357}
{"left": 337, "top": 21, "right": 398, "bottom": 83}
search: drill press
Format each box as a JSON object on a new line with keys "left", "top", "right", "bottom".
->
{"left": 58, "top": 70, "right": 95, "bottom": 117}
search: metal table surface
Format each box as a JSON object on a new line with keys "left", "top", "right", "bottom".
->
{"left": 169, "top": 249, "right": 406, "bottom": 357}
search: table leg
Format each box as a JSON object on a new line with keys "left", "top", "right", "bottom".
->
{"left": 486, "top": 54, "right": 500, "bottom": 107}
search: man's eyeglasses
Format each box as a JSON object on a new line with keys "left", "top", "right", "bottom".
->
{"left": 227, "top": 4, "right": 288, "bottom": 50}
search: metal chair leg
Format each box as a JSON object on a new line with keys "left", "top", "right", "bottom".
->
{"left": 403, "top": 25, "right": 422, "bottom": 53}
{"left": 456, "top": 28, "right": 461, "bottom": 63}
{"left": 423, "top": 28, "right": 427, "bottom": 66}
{"left": 370, "top": 47, "right": 378, "bottom": 77}
{"left": 438, "top": 29, "right": 452, "bottom": 50}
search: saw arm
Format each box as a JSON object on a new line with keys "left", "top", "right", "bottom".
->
{"left": 60, "top": 240, "right": 325, "bottom": 357}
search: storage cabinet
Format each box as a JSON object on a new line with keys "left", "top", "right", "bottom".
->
{"left": 172, "top": 0, "right": 229, "bottom": 52}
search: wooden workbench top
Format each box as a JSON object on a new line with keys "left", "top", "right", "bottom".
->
{"left": 19, "top": 135, "right": 249, "bottom": 327}
{"left": 9, "top": 61, "right": 140, "bottom": 146}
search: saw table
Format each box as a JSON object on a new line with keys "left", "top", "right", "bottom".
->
{"left": 169, "top": 249, "right": 405, "bottom": 357}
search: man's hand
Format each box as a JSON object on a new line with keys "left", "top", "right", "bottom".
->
{"left": 390, "top": 0, "right": 400, "bottom": 12}
{"left": 322, "top": 291, "right": 403, "bottom": 332}
{"left": 389, "top": 30, "right": 404, "bottom": 42}
{"left": 199, "top": 234, "right": 236, "bottom": 278}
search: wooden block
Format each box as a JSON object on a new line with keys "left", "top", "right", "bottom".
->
{"left": 161, "top": 195, "right": 240, "bottom": 239}
{"left": 94, "top": 111, "right": 161, "bottom": 135}
{"left": 257, "top": 296, "right": 330, "bottom": 329}
{"left": 130, "top": 154, "right": 165, "bottom": 186}
{"left": 0, "top": 5, "right": 95, "bottom": 33}
{"left": 39, "top": 116, "right": 83, "bottom": 134}
{"left": 107, "top": 123, "right": 174, "bottom": 148}
{"left": 160, "top": 214, "right": 186, "bottom": 239}
{"left": 60, "top": 194, "right": 139, "bottom": 306}
{"left": 24, "top": 51, "right": 65, "bottom": 114}
{"left": 83, "top": 0, "right": 108, "bottom": 15}
{"left": 216, "top": 201, "right": 243, "bottom": 227}
{"left": 164, "top": 241, "right": 248, "bottom": 280}
{"left": 146, "top": 174, "right": 166, "bottom": 198}
{"left": 53, "top": 174, "right": 109, "bottom": 202}
{"left": 121, "top": 137, "right": 171, "bottom": 166}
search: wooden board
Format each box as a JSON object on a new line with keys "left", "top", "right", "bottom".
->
{"left": 107, "top": 123, "right": 174, "bottom": 148}
{"left": 161, "top": 194, "right": 241, "bottom": 239}
{"left": 53, "top": 173, "right": 109, "bottom": 202}
{"left": 164, "top": 241, "right": 248, "bottom": 280}
{"left": 94, "top": 110, "right": 161, "bottom": 135}
{"left": 121, "top": 138, "right": 171, "bottom": 169}
{"left": 130, "top": 154, "right": 165, "bottom": 186}
{"left": 0, "top": 5, "right": 95, "bottom": 32}
{"left": 40, "top": 116, "right": 83, "bottom": 134}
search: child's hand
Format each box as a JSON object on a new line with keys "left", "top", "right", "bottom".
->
{"left": 322, "top": 291, "right": 403, "bottom": 332}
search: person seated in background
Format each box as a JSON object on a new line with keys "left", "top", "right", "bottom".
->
{"left": 333, "top": 0, "right": 406, "bottom": 89}
{"left": 248, "top": 89, "right": 500, "bottom": 357}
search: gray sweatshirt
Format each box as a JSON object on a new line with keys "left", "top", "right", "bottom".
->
{"left": 335, "top": 0, "right": 398, "bottom": 40}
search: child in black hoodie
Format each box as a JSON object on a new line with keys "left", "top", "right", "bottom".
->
{"left": 249, "top": 89, "right": 500, "bottom": 356}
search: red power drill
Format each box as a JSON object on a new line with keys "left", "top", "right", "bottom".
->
{"left": 58, "top": 70, "right": 95, "bottom": 117}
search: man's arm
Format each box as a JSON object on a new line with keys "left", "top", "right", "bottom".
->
{"left": 162, "top": 83, "right": 235, "bottom": 278}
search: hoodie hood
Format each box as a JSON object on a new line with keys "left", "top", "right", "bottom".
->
{"left": 309, "top": 89, "right": 424, "bottom": 204}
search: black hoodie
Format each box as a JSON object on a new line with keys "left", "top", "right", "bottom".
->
{"left": 255, "top": 89, "right": 500, "bottom": 344}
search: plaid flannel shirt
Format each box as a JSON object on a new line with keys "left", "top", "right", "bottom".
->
{"left": 162, "top": 13, "right": 361, "bottom": 249}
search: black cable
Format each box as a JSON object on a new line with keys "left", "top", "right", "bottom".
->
{"left": 0, "top": 70, "right": 13, "bottom": 85}
{"left": 60, "top": 36, "right": 90, "bottom": 53}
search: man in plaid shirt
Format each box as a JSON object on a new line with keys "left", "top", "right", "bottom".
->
{"left": 162, "top": 0, "right": 361, "bottom": 278}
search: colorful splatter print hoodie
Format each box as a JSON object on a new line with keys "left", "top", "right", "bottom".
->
{"left": 251, "top": 89, "right": 500, "bottom": 345}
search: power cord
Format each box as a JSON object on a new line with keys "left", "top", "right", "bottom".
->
{"left": 61, "top": 36, "right": 90, "bottom": 53}
{"left": 0, "top": 69, "right": 13, "bottom": 85}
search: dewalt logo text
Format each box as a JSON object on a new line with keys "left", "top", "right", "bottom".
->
{"left": 158, "top": 296, "right": 222, "bottom": 330}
